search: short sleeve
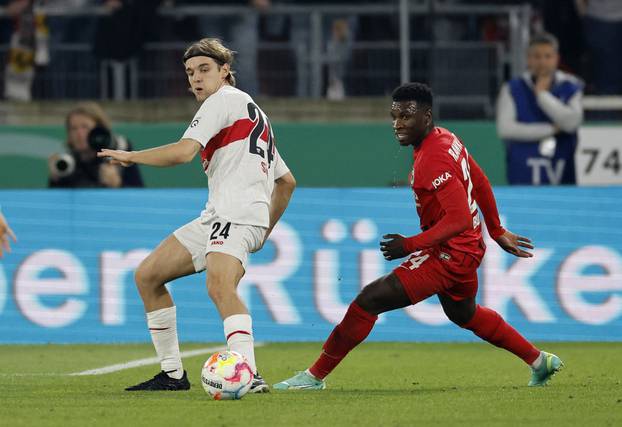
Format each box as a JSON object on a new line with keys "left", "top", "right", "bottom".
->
{"left": 273, "top": 147, "right": 290, "bottom": 180}
{"left": 182, "top": 92, "right": 229, "bottom": 147}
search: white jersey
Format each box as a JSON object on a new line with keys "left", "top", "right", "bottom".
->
{"left": 182, "top": 85, "right": 290, "bottom": 228}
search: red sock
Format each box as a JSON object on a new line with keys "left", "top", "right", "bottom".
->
{"left": 462, "top": 305, "right": 540, "bottom": 364}
{"left": 309, "top": 302, "right": 377, "bottom": 379}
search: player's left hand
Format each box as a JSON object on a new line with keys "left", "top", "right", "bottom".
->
{"left": 97, "top": 149, "right": 134, "bottom": 167}
{"left": 494, "top": 230, "right": 534, "bottom": 258}
{"left": 380, "top": 234, "right": 409, "bottom": 261}
{"left": 0, "top": 212, "right": 17, "bottom": 258}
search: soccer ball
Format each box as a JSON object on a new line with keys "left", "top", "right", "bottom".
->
{"left": 201, "top": 350, "right": 254, "bottom": 400}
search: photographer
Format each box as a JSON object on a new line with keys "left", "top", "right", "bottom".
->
{"left": 48, "top": 102, "right": 144, "bottom": 188}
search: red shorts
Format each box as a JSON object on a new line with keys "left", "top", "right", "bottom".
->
{"left": 393, "top": 247, "right": 482, "bottom": 303}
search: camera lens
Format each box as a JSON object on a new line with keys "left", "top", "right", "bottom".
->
{"left": 57, "top": 158, "right": 69, "bottom": 171}
{"left": 52, "top": 153, "right": 76, "bottom": 178}
{"left": 88, "top": 126, "right": 113, "bottom": 151}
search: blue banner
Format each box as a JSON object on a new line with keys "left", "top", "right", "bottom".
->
{"left": 0, "top": 188, "right": 620, "bottom": 343}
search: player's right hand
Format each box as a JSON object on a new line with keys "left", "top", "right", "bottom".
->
{"left": 380, "top": 234, "right": 410, "bottom": 260}
{"left": 494, "top": 230, "right": 534, "bottom": 258}
{"left": 97, "top": 149, "right": 135, "bottom": 167}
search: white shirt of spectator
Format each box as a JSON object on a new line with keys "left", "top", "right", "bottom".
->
{"left": 496, "top": 71, "right": 583, "bottom": 143}
{"left": 182, "top": 85, "right": 290, "bottom": 228}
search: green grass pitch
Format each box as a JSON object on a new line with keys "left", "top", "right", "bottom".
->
{"left": 1, "top": 342, "right": 620, "bottom": 426}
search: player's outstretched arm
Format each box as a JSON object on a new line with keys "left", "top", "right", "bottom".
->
{"left": 494, "top": 230, "right": 534, "bottom": 258}
{"left": 0, "top": 211, "right": 17, "bottom": 258}
{"left": 97, "top": 138, "right": 201, "bottom": 167}
{"left": 468, "top": 156, "right": 506, "bottom": 240}
{"left": 259, "top": 172, "right": 296, "bottom": 250}
{"left": 466, "top": 157, "right": 534, "bottom": 258}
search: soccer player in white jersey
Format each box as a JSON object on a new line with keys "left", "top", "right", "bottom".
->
{"left": 98, "top": 38, "right": 296, "bottom": 392}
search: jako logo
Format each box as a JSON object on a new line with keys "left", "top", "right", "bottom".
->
{"left": 432, "top": 172, "right": 452, "bottom": 189}
{"left": 211, "top": 241, "right": 224, "bottom": 245}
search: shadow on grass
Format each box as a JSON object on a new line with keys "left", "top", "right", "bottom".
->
{"left": 271, "top": 384, "right": 503, "bottom": 397}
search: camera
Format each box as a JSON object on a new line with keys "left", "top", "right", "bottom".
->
{"left": 50, "top": 152, "right": 77, "bottom": 178}
{"left": 87, "top": 126, "right": 129, "bottom": 151}
{"left": 51, "top": 127, "right": 129, "bottom": 178}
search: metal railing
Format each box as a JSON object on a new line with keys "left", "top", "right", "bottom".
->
{"left": 0, "top": 1, "right": 532, "bottom": 117}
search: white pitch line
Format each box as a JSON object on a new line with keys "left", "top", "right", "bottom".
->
{"left": 0, "top": 373, "right": 64, "bottom": 377}
{"left": 68, "top": 342, "right": 265, "bottom": 376}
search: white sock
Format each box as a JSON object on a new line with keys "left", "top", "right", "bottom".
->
{"left": 223, "top": 314, "right": 257, "bottom": 374}
{"left": 531, "top": 351, "right": 544, "bottom": 369}
{"left": 147, "top": 306, "right": 183, "bottom": 379}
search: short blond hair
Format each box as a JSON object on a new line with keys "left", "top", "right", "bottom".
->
{"left": 183, "top": 38, "right": 236, "bottom": 86}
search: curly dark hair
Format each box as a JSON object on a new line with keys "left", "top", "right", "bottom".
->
{"left": 391, "top": 82, "right": 433, "bottom": 108}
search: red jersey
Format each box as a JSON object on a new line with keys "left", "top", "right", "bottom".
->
{"left": 404, "top": 127, "right": 505, "bottom": 259}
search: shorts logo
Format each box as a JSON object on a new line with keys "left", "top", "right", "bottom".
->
{"left": 211, "top": 240, "right": 224, "bottom": 245}
{"left": 190, "top": 118, "right": 200, "bottom": 128}
{"left": 432, "top": 172, "right": 452, "bottom": 189}
{"left": 439, "top": 252, "right": 451, "bottom": 261}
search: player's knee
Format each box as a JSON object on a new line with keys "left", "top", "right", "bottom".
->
{"left": 207, "top": 286, "right": 235, "bottom": 305}
{"left": 134, "top": 262, "right": 156, "bottom": 289}
{"left": 354, "top": 287, "right": 380, "bottom": 315}
{"left": 206, "top": 277, "right": 236, "bottom": 304}
{"left": 135, "top": 257, "right": 169, "bottom": 292}
{"left": 353, "top": 293, "right": 372, "bottom": 313}
{"left": 447, "top": 308, "right": 475, "bottom": 327}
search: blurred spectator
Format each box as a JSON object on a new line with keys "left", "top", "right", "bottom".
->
{"left": 496, "top": 32, "right": 583, "bottom": 185}
{"left": 576, "top": 0, "right": 622, "bottom": 94}
{"left": 93, "top": 0, "right": 160, "bottom": 99}
{"left": 4, "top": 0, "right": 49, "bottom": 101}
{"left": 48, "top": 102, "right": 144, "bottom": 188}
{"left": 326, "top": 18, "right": 352, "bottom": 100}
{"left": 259, "top": 0, "right": 361, "bottom": 100}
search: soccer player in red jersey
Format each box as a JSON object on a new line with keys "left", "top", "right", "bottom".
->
{"left": 274, "top": 82, "right": 563, "bottom": 390}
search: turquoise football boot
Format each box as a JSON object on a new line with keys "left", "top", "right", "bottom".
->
{"left": 273, "top": 371, "right": 326, "bottom": 390}
{"left": 528, "top": 351, "right": 564, "bottom": 386}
